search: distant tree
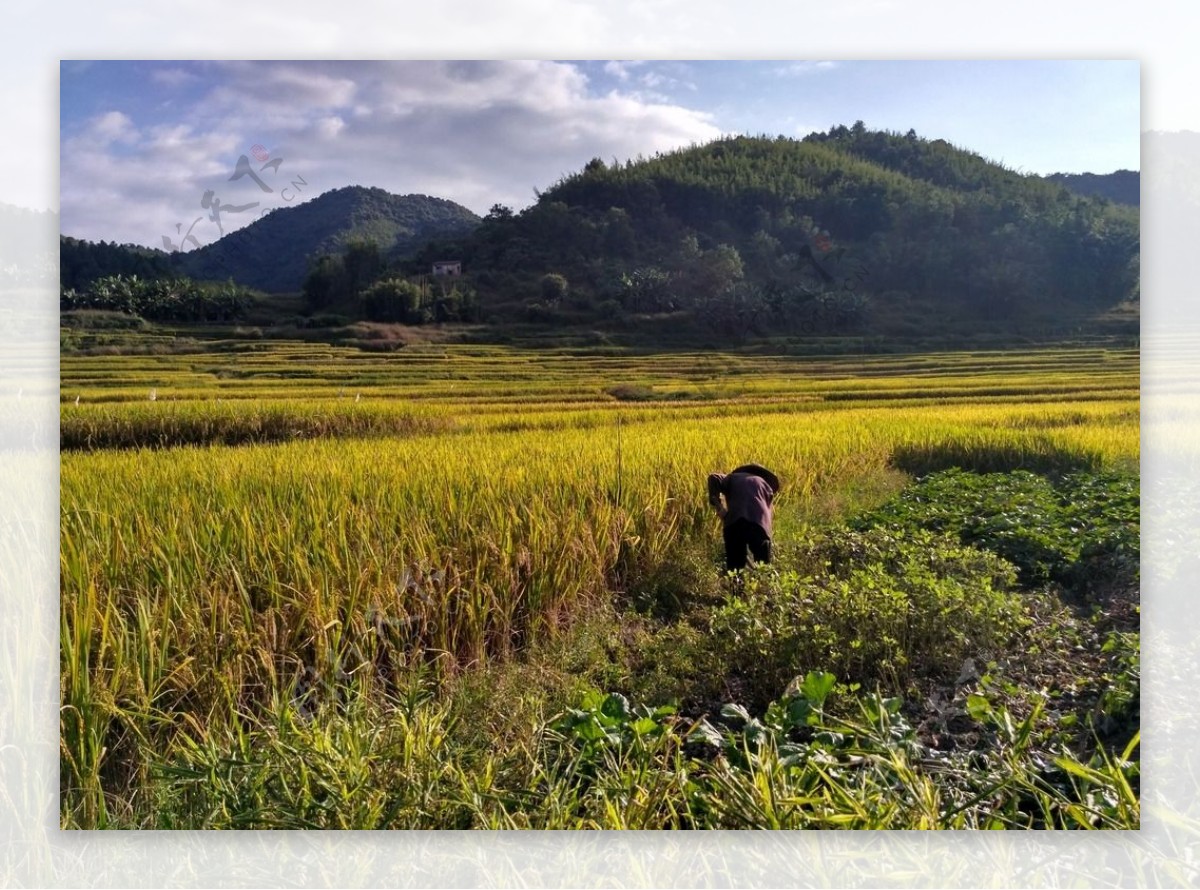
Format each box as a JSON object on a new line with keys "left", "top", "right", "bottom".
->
{"left": 450, "top": 282, "right": 481, "bottom": 321}
{"left": 619, "top": 266, "right": 674, "bottom": 312}
{"left": 675, "top": 233, "right": 703, "bottom": 266}
{"left": 434, "top": 290, "right": 457, "bottom": 322}
{"left": 682, "top": 243, "right": 744, "bottom": 304}
{"left": 603, "top": 207, "right": 637, "bottom": 259}
{"left": 746, "top": 229, "right": 783, "bottom": 276}
{"left": 303, "top": 254, "right": 347, "bottom": 310}
{"left": 359, "top": 277, "right": 424, "bottom": 323}
{"left": 540, "top": 272, "right": 569, "bottom": 305}
{"left": 698, "top": 282, "right": 763, "bottom": 340}
{"left": 341, "top": 239, "right": 384, "bottom": 297}
{"left": 704, "top": 244, "right": 745, "bottom": 290}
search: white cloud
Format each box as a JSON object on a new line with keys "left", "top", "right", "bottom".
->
{"left": 604, "top": 60, "right": 646, "bottom": 81}
{"left": 150, "top": 67, "right": 199, "bottom": 88}
{"left": 87, "top": 111, "right": 138, "bottom": 146}
{"left": 315, "top": 116, "right": 345, "bottom": 140}
{"left": 144, "top": 123, "right": 194, "bottom": 151}
{"left": 642, "top": 71, "right": 667, "bottom": 89}
{"left": 207, "top": 61, "right": 359, "bottom": 110}
{"left": 60, "top": 60, "right": 723, "bottom": 247}
{"left": 619, "top": 89, "right": 674, "bottom": 105}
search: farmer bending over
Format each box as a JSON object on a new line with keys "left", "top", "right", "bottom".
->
{"left": 707, "top": 463, "right": 781, "bottom": 572}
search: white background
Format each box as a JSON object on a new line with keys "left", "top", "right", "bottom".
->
{"left": 3, "top": 1, "right": 1197, "bottom": 886}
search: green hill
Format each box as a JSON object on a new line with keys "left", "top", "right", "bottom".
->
{"left": 1046, "top": 170, "right": 1139, "bottom": 207}
{"left": 175, "top": 186, "right": 480, "bottom": 293}
{"left": 447, "top": 125, "right": 1139, "bottom": 339}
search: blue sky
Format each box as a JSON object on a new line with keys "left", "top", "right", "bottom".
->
{"left": 59, "top": 60, "right": 1140, "bottom": 249}
{"left": 577, "top": 60, "right": 1139, "bottom": 173}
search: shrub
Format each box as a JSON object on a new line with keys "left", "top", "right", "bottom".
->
{"left": 607, "top": 384, "right": 656, "bottom": 402}
{"left": 359, "top": 278, "right": 424, "bottom": 324}
{"left": 60, "top": 309, "right": 147, "bottom": 330}
{"left": 522, "top": 301, "right": 562, "bottom": 323}
{"left": 705, "top": 529, "right": 1025, "bottom": 708}
{"left": 851, "top": 469, "right": 1139, "bottom": 595}
{"left": 307, "top": 313, "right": 351, "bottom": 328}
{"left": 596, "top": 299, "right": 624, "bottom": 319}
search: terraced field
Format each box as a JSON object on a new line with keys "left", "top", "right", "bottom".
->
{"left": 60, "top": 342, "right": 1140, "bottom": 829}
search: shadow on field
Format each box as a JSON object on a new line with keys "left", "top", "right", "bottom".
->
{"left": 890, "top": 440, "right": 1104, "bottom": 477}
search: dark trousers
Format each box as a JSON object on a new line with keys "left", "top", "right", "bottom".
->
{"left": 724, "top": 518, "right": 771, "bottom": 571}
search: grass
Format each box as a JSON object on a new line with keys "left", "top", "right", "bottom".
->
{"left": 58, "top": 339, "right": 1140, "bottom": 829}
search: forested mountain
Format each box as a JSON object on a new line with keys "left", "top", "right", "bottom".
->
{"left": 60, "top": 236, "right": 175, "bottom": 291}
{"left": 1046, "top": 170, "right": 1139, "bottom": 206}
{"left": 175, "top": 187, "right": 480, "bottom": 292}
{"left": 445, "top": 124, "right": 1138, "bottom": 336}
{"left": 59, "top": 187, "right": 482, "bottom": 295}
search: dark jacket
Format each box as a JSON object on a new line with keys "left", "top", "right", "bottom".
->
{"left": 708, "top": 470, "right": 776, "bottom": 536}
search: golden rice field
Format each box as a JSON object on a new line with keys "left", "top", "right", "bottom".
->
{"left": 59, "top": 342, "right": 1140, "bottom": 829}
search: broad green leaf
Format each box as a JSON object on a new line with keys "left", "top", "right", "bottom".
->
{"left": 966, "top": 694, "right": 992, "bottom": 722}
{"left": 601, "top": 693, "right": 631, "bottom": 722}
{"left": 800, "top": 671, "right": 837, "bottom": 707}
{"left": 630, "top": 717, "right": 658, "bottom": 736}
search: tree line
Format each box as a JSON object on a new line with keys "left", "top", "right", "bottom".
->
{"left": 303, "top": 240, "right": 480, "bottom": 324}
{"left": 61, "top": 274, "right": 252, "bottom": 322}
{"left": 60, "top": 236, "right": 176, "bottom": 292}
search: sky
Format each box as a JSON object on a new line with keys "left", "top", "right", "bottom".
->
{"left": 58, "top": 59, "right": 1140, "bottom": 250}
